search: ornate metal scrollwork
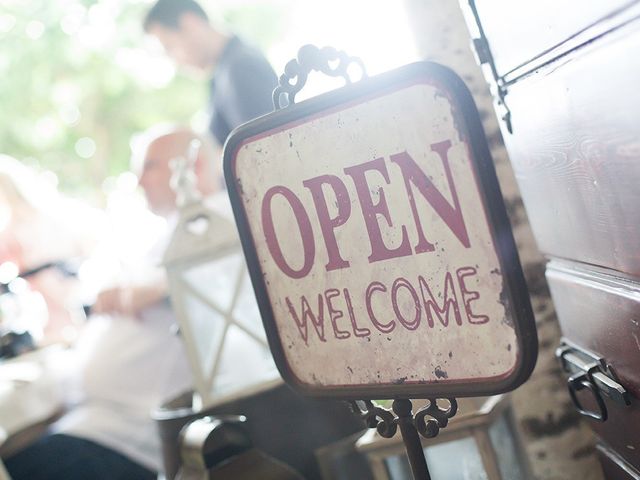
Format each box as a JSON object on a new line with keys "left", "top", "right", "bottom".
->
{"left": 349, "top": 400, "right": 398, "bottom": 438}
{"left": 350, "top": 397, "right": 458, "bottom": 440}
{"left": 414, "top": 398, "right": 458, "bottom": 438}
{"left": 273, "top": 44, "right": 367, "bottom": 110}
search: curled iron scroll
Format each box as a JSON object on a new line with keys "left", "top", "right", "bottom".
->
{"left": 273, "top": 44, "right": 367, "bottom": 110}
{"left": 414, "top": 398, "right": 458, "bottom": 438}
{"left": 349, "top": 400, "right": 397, "bottom": 438}
{"left": 350, "top": 397, "right": 458, "bottom": 440}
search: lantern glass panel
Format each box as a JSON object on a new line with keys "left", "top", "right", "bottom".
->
{"left": 232, "top": 274, "right": 268, "bottom": 343}
{"left": 385, "top": 437, "right": 488, "bottom": 480}
{"left": 182, "top": 291, "right": 226, "bottom": 377}
{"left": 424, "top": 439, "right": 487, "bottom": 480}
{"left": 211, "top": 324, "right": 278, "bottom": 396}
{"left": 177, "top": 252, "right": 279, "bottom": 401}
{"left": 489, "top": 414, "right": 525, "bottom": 479}
{"left": 182, "top": 253, "right": 244, "bottom": 312}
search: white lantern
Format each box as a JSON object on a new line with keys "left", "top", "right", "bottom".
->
{"left": 163, "top": 146, "right": 280, "bottom": 409}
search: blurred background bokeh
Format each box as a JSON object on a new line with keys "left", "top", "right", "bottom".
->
{"left": 0, "top": 0, "right": 417, "bottom": 202}
{"left": 0, "top": 0, "right": 419, "bottom": 314}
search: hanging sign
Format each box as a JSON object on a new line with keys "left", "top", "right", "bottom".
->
{"left": 223, "top": 55, "right": 537, "bottom": 399}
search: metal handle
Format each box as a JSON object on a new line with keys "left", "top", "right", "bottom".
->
{"left": 272, "top": 44, "right": 367, "bottom": 110}
{"left": 179, "top": 415, "right": 250, "bottom": 472}
{"left": 568, "top": 372, "right": 608, "bottom": 422}
{"left": 556, "top": 340, "right": 631, "bottom": 423}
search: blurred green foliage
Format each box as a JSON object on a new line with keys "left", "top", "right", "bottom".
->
{"left": 0, "top": 0, "right": 287, "bottom": 200}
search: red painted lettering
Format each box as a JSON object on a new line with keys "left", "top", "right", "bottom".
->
{"left": 262, "top": 185, "right": 315, "bottom": 279}
{"left": 418, "top": 272, "right": 462, "bottom": 327}
{"left": 456, "top": 266, "right": 489, "bottom": 324}
{"left": 343, "top": 288, "right": 371, "bottom": 337}
{"left": 285, "top": 294, "right": 327, "bottom": 345}
{"left": 391, "top": 277, "right": 421, "bottom": 330}
{"left": 390, "top": 140, "right": 470, "bottom": 251}
{"left": 302, "top": 175, "right": 351, "bottom": 271}
{"left": 324, "top": 288, "right": 350, "bottom": 340}
{"left": 365, "top": 281, "right": 396, "bottom": 333}
{"left": 344, "top": 158, "right": 412, "bottom": 263}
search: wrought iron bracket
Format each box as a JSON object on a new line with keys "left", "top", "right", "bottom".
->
{"left": 272, "top": 44, "right": 367, "bottom": 110}
{"left": 350, "top": 398, "right": 458, "bottom": 479}
{"left": 350, "top": 398, "right": 458, "bottom": 439}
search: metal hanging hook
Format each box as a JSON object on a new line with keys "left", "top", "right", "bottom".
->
{"left": 272, "top": 44, "right": 367, "bottom": 110}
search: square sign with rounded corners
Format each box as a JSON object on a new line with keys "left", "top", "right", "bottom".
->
{"left": 223, "top": 62, "right": 537, "bottom": 400}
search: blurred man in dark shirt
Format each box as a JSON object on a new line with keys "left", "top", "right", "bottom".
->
{"left": 144, "top": 0, "right": 278, "bottom": 147}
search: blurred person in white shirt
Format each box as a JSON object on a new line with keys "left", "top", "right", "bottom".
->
{"left": 5, "top": 127, "right": 219, "bottom": 480}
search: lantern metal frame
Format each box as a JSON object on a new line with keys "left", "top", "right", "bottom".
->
{"left": 164, "top": 182, "right": 280, "bottom": 408}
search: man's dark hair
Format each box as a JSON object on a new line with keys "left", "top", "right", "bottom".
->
{"left": 143, "top": 0, "right": 209, "bottom": 31}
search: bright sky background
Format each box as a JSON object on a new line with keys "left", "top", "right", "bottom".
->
{"left": 267, "top": 0, "right": 420, "bottom": 96}
{"left": 141, "top": 0, "right": 420, "bottom": 98}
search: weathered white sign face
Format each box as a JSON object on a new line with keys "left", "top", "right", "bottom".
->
{"left": 225, "top": 63, "right": 536, "bottom": 399}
